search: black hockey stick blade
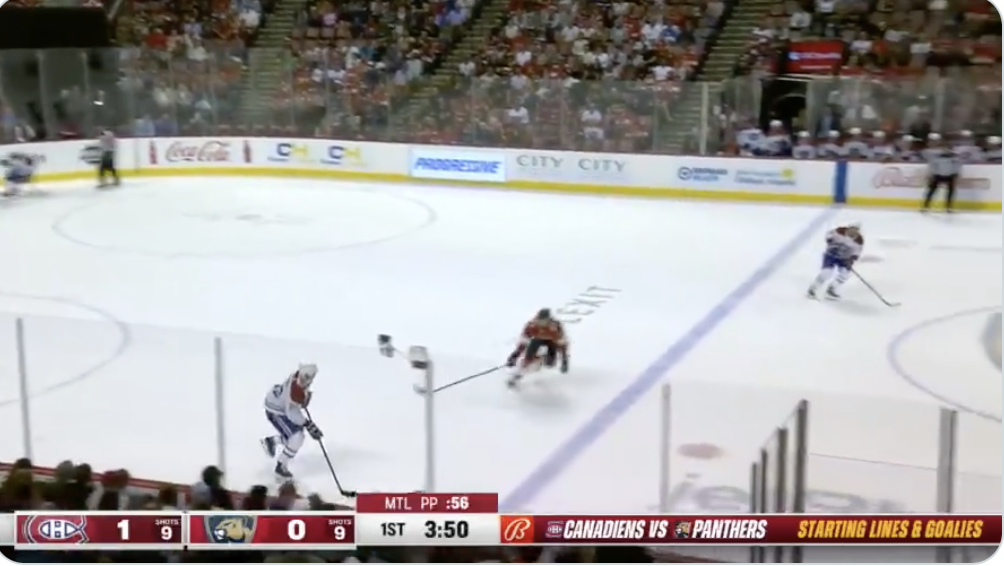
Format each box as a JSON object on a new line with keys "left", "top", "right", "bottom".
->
{"left": 304, "top": 408, "right": 356, "bottom": 498}
{"left": 851, "top": 269, "right": 901, "bottom": 307}
{"left": 413, "top": 365, "right": 503, "bottom": 395}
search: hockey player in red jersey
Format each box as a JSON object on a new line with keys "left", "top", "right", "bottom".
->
{"left": 505, "top": 308, "right": 569, "bottom": 387}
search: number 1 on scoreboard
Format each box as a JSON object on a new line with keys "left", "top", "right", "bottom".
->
{"left": 117, "top": 518, "right": 181, "bottom": 544}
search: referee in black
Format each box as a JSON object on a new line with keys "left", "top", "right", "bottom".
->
{"left": 97, "top": 128, "right": 120, "bottom": 188}
{"left": 921, "top": 133, "right": 959, "bottom": 213}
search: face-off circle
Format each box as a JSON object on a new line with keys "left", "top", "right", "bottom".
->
{"left": 49, "top": 180, "right": 436, "bottom": 259}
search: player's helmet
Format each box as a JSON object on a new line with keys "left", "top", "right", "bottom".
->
{"left": 296, "top": 363, "right": 318, "bottom": 387}
{"left": 536, "top": 308, "right": 552, "bottom": 320}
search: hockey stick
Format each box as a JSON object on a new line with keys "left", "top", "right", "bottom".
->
{"left": 413, "top": 365, "right": 504, "bottom": 395}
{"left": 303, "top": 407, "right": 357, "bottom": 498}
{"left": 851, "top": 269, "right": 901, "bottom": 307}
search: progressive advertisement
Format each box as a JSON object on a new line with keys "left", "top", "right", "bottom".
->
{"left": 845, "top": 162, "right": 1001, "bottom": 209}
{"left": 410, "top": 149, "right": 505, "bottom": 183}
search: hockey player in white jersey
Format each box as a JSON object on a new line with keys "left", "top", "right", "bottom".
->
{"left": 842, "top": 128, "right": 872, "bottom": 160}
{"left": 869, "top": 131, "right": 896, "bottom": 161}
{"left": 952, "top": 131, "right": 985, "bottom": 163}
{"left": 791, "top": 131, "right": 817, "bottom": 159}
{"left": 986, "top": 136, "right": 1002, "bottom": 163}
{"left": 3, "top": 154, "right": 37, "bottom": 197}
{"left": 816, "top": 131, "right": 847, "bottom": 160}
{"left": 807, "top": 223, "right": 864, "bottom": 300}
{"left": 262, "top": 363, "right": 322, "bottom": 479}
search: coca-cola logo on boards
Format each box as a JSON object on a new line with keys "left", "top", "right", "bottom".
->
{"left": 872, "top": 167, "right": 991, "bottom": 190}
{"left": 165, "top": 140, "right": 232, "bottom": 162}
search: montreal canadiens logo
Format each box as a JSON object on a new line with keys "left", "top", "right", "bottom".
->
{"left": 22, "top": 516, "right": 90, "bottom": 544}
{"left": 545, "top": 521, "right": 565, "bottom": 538}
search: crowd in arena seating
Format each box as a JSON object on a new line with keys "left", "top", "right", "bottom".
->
{"left": 403, "top": 0, "right": 724, "bottom": 148}
{"left": 0, "top": 0, "right": 997, "bottom": 151}
{"left": 285, "top": 0, "right": 484, "bottom": 140}
{"left": 1, "top": 459, "right": 691, "bottom": 563}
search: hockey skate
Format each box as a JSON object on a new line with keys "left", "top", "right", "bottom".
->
{"left": 825, "top": 286, "right": 841, "bottom": 300}
{"left": 274, "top": 461, "right": 293, "bottom": 479}
{"left": 807, "top": 287, "right": 818, "bottom": 299}
{"left": 261, "top": 436, "right": 277, "bottom": 458}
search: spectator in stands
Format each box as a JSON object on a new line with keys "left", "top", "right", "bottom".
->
{"left": 0, "top": 103, "right": 18, "bottom": 143}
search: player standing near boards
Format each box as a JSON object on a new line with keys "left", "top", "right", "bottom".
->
{"left": 921, "top": 133, "right": 959, "bottom": 213}
{"left": 97, "top": 128, "right": 120, "bottom": 188}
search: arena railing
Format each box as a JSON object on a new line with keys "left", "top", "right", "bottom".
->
{"left": 3, "top": 47, "right": 996, "bottom": 154}
{"left": 654, "top": 381, "right": 1001, "bottom": 563}
{"left": 798, "top": 70, "right": 1003, "bottom": 137}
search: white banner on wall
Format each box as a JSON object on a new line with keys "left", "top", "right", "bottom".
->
{"left": 671, "top": 157, "right": 834, "bottom": 195}
{"left": 257, "top": 139, "right": 372, "bottom": 170}
{"left": 0, "top": 140, "right": 102, "bottom": 178}
{"left": 147, "top": 138, "right": 252, "bottom": 167}
{"left": 509, "top": 150, "right": 634, "bottom": 185}
{"left": 8, "top": 136, "right": 998, "bottom": 210}
{"left": 846, "top": 162, "right": 1002, "bottom": 205}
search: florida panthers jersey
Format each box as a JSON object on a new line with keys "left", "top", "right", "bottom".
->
{"left": 264, "top": 374, "right": 309, "bottom": 427}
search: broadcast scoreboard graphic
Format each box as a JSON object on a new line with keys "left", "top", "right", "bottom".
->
{"left": 0, "top": 493, "right": 1000, "bottom": 551}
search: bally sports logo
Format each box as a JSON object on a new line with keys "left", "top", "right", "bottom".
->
{"left": 20, "top": 515, "right": 90, "bottom": 544}
{"left": 873, "top": 167, "right": 991, "bottom": 190}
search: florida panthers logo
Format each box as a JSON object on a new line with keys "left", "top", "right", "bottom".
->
{"left": 204, "top": 515, "right": 257, "bottom": 544}
{"left": 674, "top": 520, "right": 692, "bottom": 539}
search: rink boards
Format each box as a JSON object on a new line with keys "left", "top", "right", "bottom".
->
{"left": 5, "top": 136, "right": 1002, "bottom": 210}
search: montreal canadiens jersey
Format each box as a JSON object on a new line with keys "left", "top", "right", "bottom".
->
{"left": 792, "top": 143, "right": 817, "bottom": 159}
{"left": 953, "top": 143, "right": 984, "bottom": 163}
{"left": 264, "top": 374, "right": 308, "bottom": 426}
{"left": 5, "top": 156, "right": 35, "bottom": 181}
{"left": 870, "top": 144, "right": 896, "bottom": 161}
{"left": 843, "top": 140, "right": 872, "bottom": 160}
{"left": 825, "top": 226, "right": 864, "bottom": 262}
{"left": 816, "top": 142, "right": 846, "bottom": 159}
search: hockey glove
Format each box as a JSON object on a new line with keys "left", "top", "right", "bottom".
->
{"left": 560, "top": 357, "right": 569, "bottom": 373}
{"left": 305, "top": 421, "right": 323, "bottom": 440}
{"left": 506, "top": 351, "right": 520, "bottom": 367}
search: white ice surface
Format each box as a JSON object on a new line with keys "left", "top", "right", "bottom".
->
{"left": 0, "top": 179, "right": 998, "bottom": 545}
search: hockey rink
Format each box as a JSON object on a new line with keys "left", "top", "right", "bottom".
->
{"left": 0, "top": 178, "right": 999, "bottom": 525}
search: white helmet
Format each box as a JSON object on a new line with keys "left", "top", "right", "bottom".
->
{"left": 296, "top": 363, "right": 318, "bottom": 387}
